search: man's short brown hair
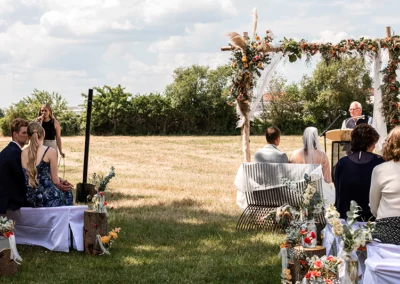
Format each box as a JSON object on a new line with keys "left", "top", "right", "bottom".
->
{"left": 265, "top": 126, "right": 281, "bottom": 144}
{"left": 10, "top": 118, "right": 29, "bottom": 138}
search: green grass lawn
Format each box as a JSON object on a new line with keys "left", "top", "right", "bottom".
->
{"left": 0, "top": 135, "right": 306, "bottom": 284}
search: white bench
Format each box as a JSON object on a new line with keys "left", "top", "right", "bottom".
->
{"left": 7, "top": 206, "right": 88, "bottom": 252}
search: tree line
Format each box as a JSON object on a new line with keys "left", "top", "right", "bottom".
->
{"left": 0, "top": 58, "right": 373, "bottom": 136}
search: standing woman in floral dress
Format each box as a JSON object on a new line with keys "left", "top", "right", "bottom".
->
{"left": 36, "top": 103, "right": 65, "bottom": 158}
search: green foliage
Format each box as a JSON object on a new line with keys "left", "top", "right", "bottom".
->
{"left": 89, "top": 166, "right": 116, "bottom": 192}
{"left": 253, "top": 73, "right": 305, "bottom": 135}
{"left": 165, "top": 65, "right": 237, "bottom": 134}
{"left": 83, "top": 85, "right": 132, "bottom": 135}
{"left": 0, "top": 89, "right": 70, "bottom": 136}
{"left": 58, "top": 111, "right": 82, "bottom": 136}
{"left": 300, "top": 57, "right": 372, "bottom": 130}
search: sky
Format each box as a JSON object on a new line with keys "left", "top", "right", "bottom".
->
{"left": 0, "top": 0, "right": 399, "bottom": 109}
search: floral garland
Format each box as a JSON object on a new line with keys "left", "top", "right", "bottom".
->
{"left": 227, "top": 30, "right": 274, "bottom": 112}
{"left": 227, "top": 31, "right": 400, "bottom": 128}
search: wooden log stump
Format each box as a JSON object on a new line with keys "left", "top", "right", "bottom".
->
{"left": 292, "top": 246, "right": 326, "bottom": 282}
{"left": 0, "top": 249, "right": 18, "bottom": 276}
{"left": 76, "top": 183, "right": 96, "bottom": 203}
{"left": 84, "top": 210, "right": 108, "bottom": 255}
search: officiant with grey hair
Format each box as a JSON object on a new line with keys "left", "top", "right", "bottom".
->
{"left": 341, "top": 101, "right": 373, "bottom": 129}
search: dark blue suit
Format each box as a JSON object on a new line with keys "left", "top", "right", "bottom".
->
{"left": 0, "top": 142, "right": 27, "bottom": 214}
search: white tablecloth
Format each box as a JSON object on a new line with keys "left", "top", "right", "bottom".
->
{"left": 7, "top": 206, "right": 88, "bottom": 252}
{"left": 363, "top": 242, "right": 400, "bottom": 283}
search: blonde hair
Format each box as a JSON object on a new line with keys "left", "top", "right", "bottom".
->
{"left": 383, "top": 126, "right": 400, "bottom": 162}
{"left": 38, "top": 103, "right": 55, "bottom": 120}
{"left": 26, "top": 122, "right": 45, "bottom": 188}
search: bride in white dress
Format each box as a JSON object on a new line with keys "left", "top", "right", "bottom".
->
{"left": 290, "top": 127, "right": 335, "bottom": 205}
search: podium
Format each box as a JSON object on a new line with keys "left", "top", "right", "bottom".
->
{"left": 326, "top": 129, "right": 352, "bottom": 176}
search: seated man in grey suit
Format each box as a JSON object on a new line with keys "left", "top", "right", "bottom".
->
{"left": 254, "top": 126, "right": 289, "bottom": 163}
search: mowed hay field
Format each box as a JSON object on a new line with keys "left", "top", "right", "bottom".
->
{"left": 0, "top": 135, "right": 328, "bottom": 284}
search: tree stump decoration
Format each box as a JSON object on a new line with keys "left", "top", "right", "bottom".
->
{"left": 83, "top": 210, "right": 108, "bottom": 255}
{"left": 291, "top": 245, "right": 326, "bottom": 283}
{"left": 76, "top": 183, "right": 96, "bottom": 203}
{"left": 0, "top": 247, "right": 18, "bottom": 276}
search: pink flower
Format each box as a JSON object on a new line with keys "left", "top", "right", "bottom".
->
{"left": 304, "top": 237, "right": 311, "bottom": 244}
{"left": 310, "top": 231, "right": 316, "bottom": 239}
{"left": 314, "top": 260, "right": 324, "bottom": 269}
{"left": 300, "top": 229, "right": 307, "bottom": 235}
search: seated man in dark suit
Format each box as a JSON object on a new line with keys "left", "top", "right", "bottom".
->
{"left": 0, "top": 118, "right": 29, "bottom": 215}
{"left": 254, "top": 126, "right": 289, "bottom": 163}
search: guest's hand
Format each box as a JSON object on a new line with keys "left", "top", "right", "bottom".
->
{"left": 58, "top": 178, "right": 73, "bottom": 191}
{"left": 60, "top": 151, "right": 65, "bottom": 158}
{"left": 36, "top": 114, "right": 44, "bottom": 124}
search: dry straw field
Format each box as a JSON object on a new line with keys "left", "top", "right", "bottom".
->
{"left": 0, "top": 135, "right": 327, "bottom": 283}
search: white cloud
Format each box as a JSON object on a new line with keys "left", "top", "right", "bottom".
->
{"left": 0, "top": 0, "right": 399, "bottom": 109}
{"left": 111, "top": 20, "right": 138, "bottom": 31}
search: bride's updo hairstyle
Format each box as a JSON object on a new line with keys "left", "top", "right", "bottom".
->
{"left": 26, "top": 122, "right": 45, "bottom": 188}
{"left": 383, "top": 126, "right": 400, "bottom": 162}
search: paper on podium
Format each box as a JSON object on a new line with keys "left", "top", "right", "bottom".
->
{"left": 326, "top": 129, "right": 352, "bottom": 141}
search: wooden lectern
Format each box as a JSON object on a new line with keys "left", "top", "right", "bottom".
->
{"left": 325, "top": 129, "right": 352, "bottom": 176}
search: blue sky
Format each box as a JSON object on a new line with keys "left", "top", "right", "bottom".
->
{"left": 0, "top": 0, "right": 398, "bottom": 108}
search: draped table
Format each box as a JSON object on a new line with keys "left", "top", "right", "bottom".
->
{"left": 7, "top": 206, "right": 88, "bottom": 252}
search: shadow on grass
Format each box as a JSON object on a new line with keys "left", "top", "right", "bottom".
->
{"left": 5, "top": 201, "right": 283, "bottom": 284}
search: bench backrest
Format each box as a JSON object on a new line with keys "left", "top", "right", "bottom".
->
{"left": 241, "top": 163, "right": 323, "bottom": 207}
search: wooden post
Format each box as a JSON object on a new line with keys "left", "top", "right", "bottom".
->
{"left": 220, "top": 31, "right": 252, "bottom": 162}
{"left": 83, "top": 210, "right": 108, "bottom": 255}
{"left": 386, "top": 26, "right": 393, "bottom": 60}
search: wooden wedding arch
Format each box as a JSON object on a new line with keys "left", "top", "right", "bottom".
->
{"left": 222, "top": 24, "right": 400, "bottom": 162}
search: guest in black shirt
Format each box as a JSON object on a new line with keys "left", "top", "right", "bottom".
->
{"left": 334, "top": 124, "right": 384, "bottom": 220}
{"left": 36, "top": 103, "right": 65, "bottom": 158}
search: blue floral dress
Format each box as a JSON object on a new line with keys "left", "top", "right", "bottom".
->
{"left": 24, "top": 147, "right": 73, "bottom": 207}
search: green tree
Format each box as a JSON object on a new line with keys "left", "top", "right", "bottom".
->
{"left": 300, "top": 58, "right": 373, "bottom": 130}
{"left": 84, "top": 85, "right": 132, "bottom": 134}
{"left": 255, "top": 73, "right": 305, "bottom": 134}
{"left": 165, "top": 64, "right": 236, "bottom": 134}
{"left": 0, "top": 90, "right": 76, "bottom": 136}
{"left": 165, "top": 65, "right": 209, "bottom": 133}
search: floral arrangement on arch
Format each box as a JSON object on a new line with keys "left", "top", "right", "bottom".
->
{"left": 226, "top": 9, "right": 276, "bottom": 110}
{"left": 226, "top": 19, "right": 400, "bottom": 128}
{"left": 88, "top": 166, "right": 116, "bottom": 215}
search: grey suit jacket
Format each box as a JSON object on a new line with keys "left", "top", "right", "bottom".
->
{"left": 254, "top": 144, "right": 289, "bottom": 163}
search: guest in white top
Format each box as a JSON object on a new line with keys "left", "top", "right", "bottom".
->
{"left": 370, "top": 126, "right": 400, "bottom": 245}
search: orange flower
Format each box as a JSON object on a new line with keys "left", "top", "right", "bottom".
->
{"left": 101, "top": 236, "right": 111, "bottom": 244}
